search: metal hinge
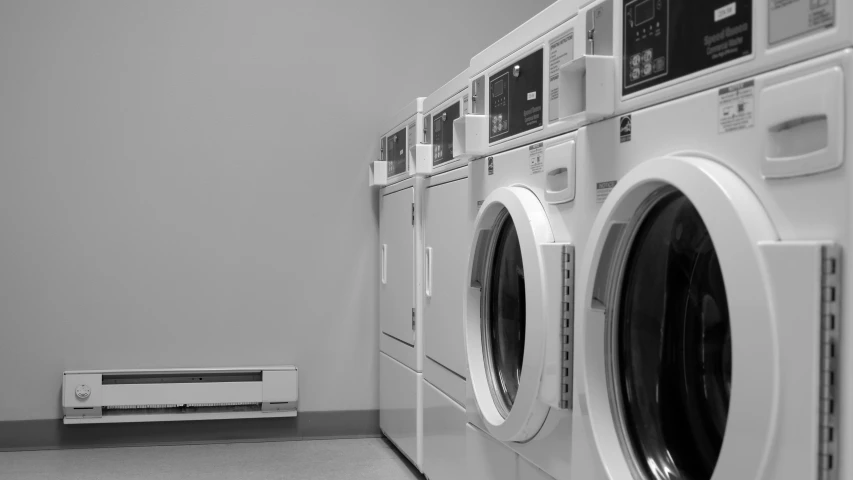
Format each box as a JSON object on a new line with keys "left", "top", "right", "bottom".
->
{"left": 819, "top": 245, "right": 841, "bottom": 480}
{"left": 412, "top": 308, "right": 416, "bottom": 331}
{"left": 412, "top": 203, "right": 415, "bottom": 226}
{"left": 561, "top": 245, "right": 575, "bottom": 410}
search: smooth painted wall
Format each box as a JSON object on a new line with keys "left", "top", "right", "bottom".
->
{"left": 0, "top": 0, "right": 554, "bottom": 421}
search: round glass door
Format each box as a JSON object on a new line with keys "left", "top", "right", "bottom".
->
{"left": 611, "top": 188, "right": 731, "bottom": 480}
{"left": 465, "top": 185, "right": 556, "bottom": 442}
{"left": 483, "top": 211, "right": 526, "bottom": 416}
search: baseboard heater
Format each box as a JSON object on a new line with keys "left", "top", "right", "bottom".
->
{"left": 62, "top": 366, "right": 297, "bottom": 425}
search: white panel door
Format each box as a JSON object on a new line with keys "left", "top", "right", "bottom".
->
{"left": 380, "top": 353, "right": 419, "bottom": 467}
{"left": 380, "top": 187, "right": 415, "bottom": 345}
{"left": 424, "top": 380, "right": 466, "bottom": 480}
{"left": 467, "top": 424, "right": 517, "bottom": 480}
{"left": 423, "top": 179, "right": 468, "bottom": 377}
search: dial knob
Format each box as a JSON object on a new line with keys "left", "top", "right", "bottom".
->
{"left": 75, "top": 384, "right": 91, "bottom": 399}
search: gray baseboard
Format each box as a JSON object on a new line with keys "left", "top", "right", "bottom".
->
{"left": 0, "top": 410, "right": 379, "bottom": 452}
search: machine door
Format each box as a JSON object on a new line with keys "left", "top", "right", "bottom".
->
{"left": 579, "top": 156, "right": 838, "bottom": 480}
{"left": 464, "top": 186, "right": 571, "bottom": 443}
{"left": 380, "top": 187, "right": 415, "bottom": 345}
{"left": 423, "top": 178, "right": 468, "bottom": 377}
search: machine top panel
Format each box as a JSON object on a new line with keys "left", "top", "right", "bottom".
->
{"left": 469, "top": 0, "right": 581, "bottom": 77}
{"left": 382, "top": 97, "right": 425, "bottom": 138}
{"left": 425, "top": 70, "right": 469, "bottom": 114}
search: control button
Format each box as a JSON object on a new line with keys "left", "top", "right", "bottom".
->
{"left": 643, "top": 49, "right": 653, "bottom": 63}
{"left": 643, "top": 63, "right": 652, "bottom": 76}
{"left": 654, "top": 57, "right": 666, "bottom": 73}
{"left": 631, "top": 68, "right": 641, "bottom": 81}
{"left": 631, "top": 54, "right": 641, "bottom": 67}
{"left": 75, "top": 384, "right": 91, "bottom": 399}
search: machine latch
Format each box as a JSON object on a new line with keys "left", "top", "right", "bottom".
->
{"left": 818, "top": 244, "right": 841, "bottom": 480}
{"left": 560, "top": 245, "right": 575, "bottom": 410}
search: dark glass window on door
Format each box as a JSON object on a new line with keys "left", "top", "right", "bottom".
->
{"left": 486, "top": 215, "right": 526, "bottom": 413}
{"left": 616, "top": 190, "right": 732, "bottom": 480}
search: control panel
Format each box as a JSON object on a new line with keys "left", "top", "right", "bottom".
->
{"left": 387, "top": 127, "right": 407, "bottom": 177}
{"left": 489, "top": 49, "right": 544, "bottom": 143}
{"left": 623, "top": 0, "right": 752, "bottom": 95}
{"left": 432, "top": 102, "right": 461, "bottom": 166}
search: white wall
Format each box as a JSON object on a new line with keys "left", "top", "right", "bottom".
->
{"left": 0, "top": 0, "right": 554, "bottom": 421}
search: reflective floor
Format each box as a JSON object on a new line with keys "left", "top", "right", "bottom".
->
{"left": 0, "top": 438, "right": 424, "bottom": 480}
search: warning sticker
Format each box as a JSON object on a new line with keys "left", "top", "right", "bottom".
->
{"left": 548, "top": 29, "right": 574, "bottom": 123}
{"left": 718, "top": 80, "right": 754, "bottom": 134}
{"left": 769, "top": 0, "right": 835, "bottom": 46}
{"left": 529, "top": 142, "right": 544, "bottom": 174}
{"left": 619, "top": 115, "right": 632, "bottom": 143}
{"left": 596, "top": 181, "right": 617, "bottom": 204}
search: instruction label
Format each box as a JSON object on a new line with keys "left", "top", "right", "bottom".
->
{"left": 529, "top": 142, "right": 544, "bottom": 174}
{"left": 596, "top": 181, "right": 617, "bottom": 203}
{"left": 463, "top": 94, "right": 470, "bottom": 114}
{"left": 718, "top": 80, "right": 754, "bottom": 134}
{"left": 769, "top": 0, "right": 835, "bottom": 46}
{"left": 549, "top": 29, "right": 574, "bottom": 123}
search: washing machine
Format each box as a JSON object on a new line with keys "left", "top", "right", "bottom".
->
{"left": 416, "top": 71, "right": 474, "bottom": 480}
{"left": 570, "top": 7, "right": 853, "bottom": 480}
{"left": 372, "top": 98, "right": 427, "bottom": 471}
{"left": 460, "top": 1, "right": 612, "bottom": 479}
{"left": 464, "top": 126, "right": 589, "bottom": 480}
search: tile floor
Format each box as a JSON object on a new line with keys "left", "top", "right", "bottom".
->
{"left": 0, "top": 438, "right": 424, "bottom": 480}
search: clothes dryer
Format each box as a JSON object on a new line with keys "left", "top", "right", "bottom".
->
{"left": 374, "top": 99, "right": 427, "bottom": 471}
{"left": 572, "top": 49, "right": 850, "bottom": 480}
{"left": 418, "top": 71, "right": 474, "bottom": 480}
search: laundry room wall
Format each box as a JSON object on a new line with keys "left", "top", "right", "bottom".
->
{"left": 0, "top": 0, "right": 554, "bottom": 422}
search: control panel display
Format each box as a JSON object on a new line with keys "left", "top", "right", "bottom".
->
{"left": 386, "top": 127, "right": 407, "bottom": 177}
{"left": 634, "top": 0, "right": 654, "bottom": 26}
{"left": 488, "top": 48, "right": 543, "bottom": 143}
{"left": 623, "top": 0, "right": 752, "bottom": 95}
{"left": 432, "top": 102, "right": 461, "bottom": 166}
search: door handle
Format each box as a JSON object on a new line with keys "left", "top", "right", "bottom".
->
{"left": 381, "top": 244, "right": 387, "bottom": 285}
{"left": 425, "top": 247, "right": 433, "bottom": 298}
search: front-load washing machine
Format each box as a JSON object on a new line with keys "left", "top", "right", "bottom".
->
{"left": 566, "top": 2, "right": 853, "bottom": 480}
{"left": 372, "top": 98, "right": 427, "bottom": 471}
{"left": 417, "top": 71, "right": 474, "bottom": 480}
{"left": 460, "top": 1, "right": 616, "bottom": 479}
{"left": 572, "top": 49, "right": 850, "bottom": 480}
{"left": 464, "top": 126, "right": 596, "bottom": 480}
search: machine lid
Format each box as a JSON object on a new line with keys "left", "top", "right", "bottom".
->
{"left": 465, "top": 186, "right": 556, "bottom": 442}
{"left": 579, "top": 155, "right": 781, "bottom": 480}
